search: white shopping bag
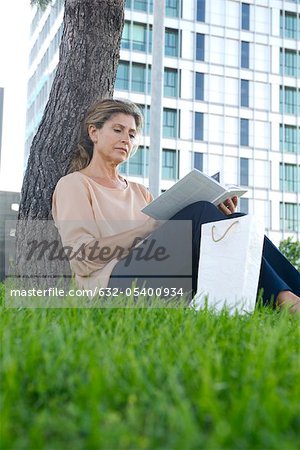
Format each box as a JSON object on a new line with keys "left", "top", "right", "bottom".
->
{"left": 192, "top": 215, "right": 264, "bottom": 314}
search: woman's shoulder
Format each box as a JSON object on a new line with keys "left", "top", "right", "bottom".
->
{"left": 128, "top": 180, "right": 153, "bottom": 202}
{"left": 53, "top": 171, "right": 90, "bottom": 196}
{"left": 55, "top": 171, "right": 86, "bottom": 187}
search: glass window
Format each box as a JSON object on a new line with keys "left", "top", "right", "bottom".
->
{"left": 280, "top": 163, "right": 300, "bottom": 193}
{"left": 239, "top": 198, "right": 249, "bottom": 214}
{"left": 241, "top": 79, "right": 249, "bottom": 107}
{"left": 196, "top": 33, "right": 205, "bottom": 61}
{"left": 163, "top": 108, "right": 178, "bottom": 138}
{"left": 162, "top": 149, "right": 177, "bottom": 179}
{"left": 115, "top": 61, "right": 129, "bottom": 90}
{"left": 240, "top": 158, "right": 249, "bottom": 186}
{"left": 131, "top": 63, "right": 146, "bottom": 93}
{"left": 138, "top": 104, "right": 151, "bottom": 135}
{"left": 240, "top": 119, "right": 249, "bottom": 146}
{"left": 147, "top": 65, "right": 152, "bottom": 94}
{"left": 280, "top": 49, "right": 298, "bottom": 77}
{"left": 280, "top": 11, "right": 298, "bottom": 40}
{"left": 164, "top": 68, "right": 178, "bottom": 97}
{"left": 165, "top": 29, "right": 179, "bottom": 57}
{"left": 166, "top": 0, "right": 179, "bottom": 17}
{"left": 194, "top": 112, "right": 203, "bottom": 140}
{"left": 197, "top": 0, "right": 205, "bottom": 22}
{"left": 121, "top": 21, "right": 130, "bottom": 49}
{"left": 125, "top": 0, "right": 132, "bottom": 8}
{"left": 280, "top": 124, "right": 300, "bottom": 153}
{"left": 120, "top": 146, "right": 149, "bottom": 176}
{"left": 241, "top": 41, "right": 249, "bottom": 68}
{"left": 132, "top": 23, "right": 147, "bottom": 51}
{"left": 280, "top": 202, "right": 300, "bottom": 232}
{"left": 280, "top": 86, "right": 300, "bottom": 115}
{"left": 134, "top": 0, "right": 147, "bottom": 11}
{"left": 193, "top": 152, "right": 203, "bottom": 171}
{"left": 195, "top": 73, "right": 204, "bottom": 101}
{"left": 129, "top": 147, "right": 146, "bottom": 176}
{"left": 148, "top": 25, "right": 153, "bottom": 53}
{"left": 241, "top": 3, "right": 250, "bottom": 30}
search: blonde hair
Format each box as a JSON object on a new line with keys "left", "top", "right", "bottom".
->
{"left": 68, "top": 98, "right": 143, "bottom": 173}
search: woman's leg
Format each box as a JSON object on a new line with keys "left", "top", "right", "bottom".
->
{"left": 109, "top": 201, "right": 244, "bottom": 298}
{"left": 258, "top": 236, "right": 300, "bottom": 310}
{"left": 109, "top": 201, "right": 300, "bottom": 309}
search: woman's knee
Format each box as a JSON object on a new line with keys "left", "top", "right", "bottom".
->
{"left": 172, "top": 201, "right": 217, "bottom": 220}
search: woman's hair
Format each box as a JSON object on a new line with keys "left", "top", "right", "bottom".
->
{"left": 68, "top": 98, "right": 144, "bottom": 173}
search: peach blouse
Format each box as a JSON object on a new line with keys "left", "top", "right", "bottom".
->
{"left": 52, "top": 171, "right": 153, "bottom": 290}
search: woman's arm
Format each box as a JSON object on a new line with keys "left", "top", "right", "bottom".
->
{"left": 52, "top": 176, "right": 159, "bottom": 276}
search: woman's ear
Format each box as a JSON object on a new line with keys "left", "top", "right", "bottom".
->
{"left": 87, "top": 124, "right": 98, "bottom": 144}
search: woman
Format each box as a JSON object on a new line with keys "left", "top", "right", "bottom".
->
{"left": 52, "top": 98, "right": 300, "bottom": 312}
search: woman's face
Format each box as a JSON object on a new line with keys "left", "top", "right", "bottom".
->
{"left": 88, "top": 113, "right": 137, "bottom": 165}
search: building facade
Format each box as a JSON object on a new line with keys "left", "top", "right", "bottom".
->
{"left": 0, "top": 87, "right": 4, "bottom": 170}
{"left": 25, "top": 0, "right": 300, "bottom": 244}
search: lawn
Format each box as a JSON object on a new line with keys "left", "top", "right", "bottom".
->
{"left": 1, "top": 282, "right": 300, "bottom": 450}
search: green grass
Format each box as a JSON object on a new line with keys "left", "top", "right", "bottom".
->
{"left": 1, "top": 282, "right": 300, "bottom": 450}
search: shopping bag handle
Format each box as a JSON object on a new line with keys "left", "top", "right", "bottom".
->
{"left": 211, "top": 220, "right": 239, "bottom": 242}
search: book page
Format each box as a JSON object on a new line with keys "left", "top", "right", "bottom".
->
{"left": 213, "top": 188, "right": 247, "bottom": 206}
{"left": 143, "top": 170, "right": 227, "bottom": 220}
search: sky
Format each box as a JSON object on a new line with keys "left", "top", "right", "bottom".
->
{"left": 0, "top": 1, "right": 32, "bottom": 192}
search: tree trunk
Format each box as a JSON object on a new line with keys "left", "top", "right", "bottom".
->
{"left": 20, "top": 0, "right": 124, "bottom": 220}
{"left": 12, "top": 0, "right": 124, "bottom": 297}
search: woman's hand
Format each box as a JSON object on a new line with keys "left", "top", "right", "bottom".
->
{"left": 144, "top": 217, "right": 163, "bottom": 234}
{"left": 218, "top": 196, "right": 238, "bottom": 215}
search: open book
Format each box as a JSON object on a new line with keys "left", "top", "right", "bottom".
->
{"left": 142, "top": 169, "right": 247, "bottom": 220}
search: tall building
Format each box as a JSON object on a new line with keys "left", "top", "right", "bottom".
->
{"left": 25, "top": 0, "right": 300, "bottom": 244}
{"left": 0, "top": 87, "right": 4, "bottom": 170}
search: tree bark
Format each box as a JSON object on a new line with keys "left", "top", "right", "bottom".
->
{"left": 13, "top": 0, "right": 124, "bottom": 293}
{"left": 19, "top": 0, "right": 124, "bottom": 220}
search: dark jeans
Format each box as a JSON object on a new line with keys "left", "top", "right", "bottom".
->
{"left": 109, "top": 201, "right": 300, "bottom": 306}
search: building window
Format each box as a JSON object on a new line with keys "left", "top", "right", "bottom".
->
{"left": 165, "top": 29, "right": 179, "bottom": 57}
{"left": 240, "top": 158, "right": 249, "bottom": 186}
{"left": 120, "top": 146, "right": 149, "bottom": 176}
{"left": 195, "top": 73, "right": 204, "bottom": 101}
{"left": 280, "top": 124, "right": 299, "bottom": 153}
{"left": 241, "top": 3, "right": 250, "bottom": 30}
{"left": 280, "top": 86, "right": 299, "bottom": 115}
{"left": 137, "top": 104, "right": 150, "bottom": 135}
{"left": 125, "top": 0, "right": 132, "bottom": 8}
{"left": 163, "top": 108, "right": 178, "bottom": 138}
{"left": 241, "top": 41, "right": 249, "bottom": 68}
{"left": 240, "top": 118, "right": 249, "bottom": 146}
{"left": 146, "top": 25, "right": 153, "bottom": 53}
{"left": 241, "top": 79, "right": 249, "bottom": 107}
{"left": 133, "top": 0, "right": 153, "bottom": 12}
{"left": 132, "top": 63, "right": 146, "bottom": 92}
{"left": 196, "top": 0, "right": 205, "bottom": 22}
{"left": 194, "top": 112, "right": 204, "bottom": 140}
{"left": 162, "top": 149, "right": 177, "bottom": 180}
{"left": 121, "top": 21, "right": 130, "bottom": 49}
{"left": 280, "top": 163, "right": 300, "bottom": 193}
{"left": 280, "top": 49, "right": 298, "bottom": 77}
{"left": 280, "top": 11, "right": 298, "bottom": 40}
{"left": 239, "top": 198, "right": 249, "bottom": 214}
{"left": 280, "top": 202, "right": 299, "bottom": 232}
{"left": 196, "top": 33, "right": 205, "bottom": 61}
{"left": 132, "top": 23, "right": 147, "bottom": 51}
{"left": 164, "top": 68, "right": 178, "bottom": 97}
{"left": 116, "top": 61, "right": 129, "bottom": 90}
{"left": 193, "top": 152, "right": 203, "bottom": 171}
{"left": 166, "top": 0, "right": 179, "bottom": 17}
